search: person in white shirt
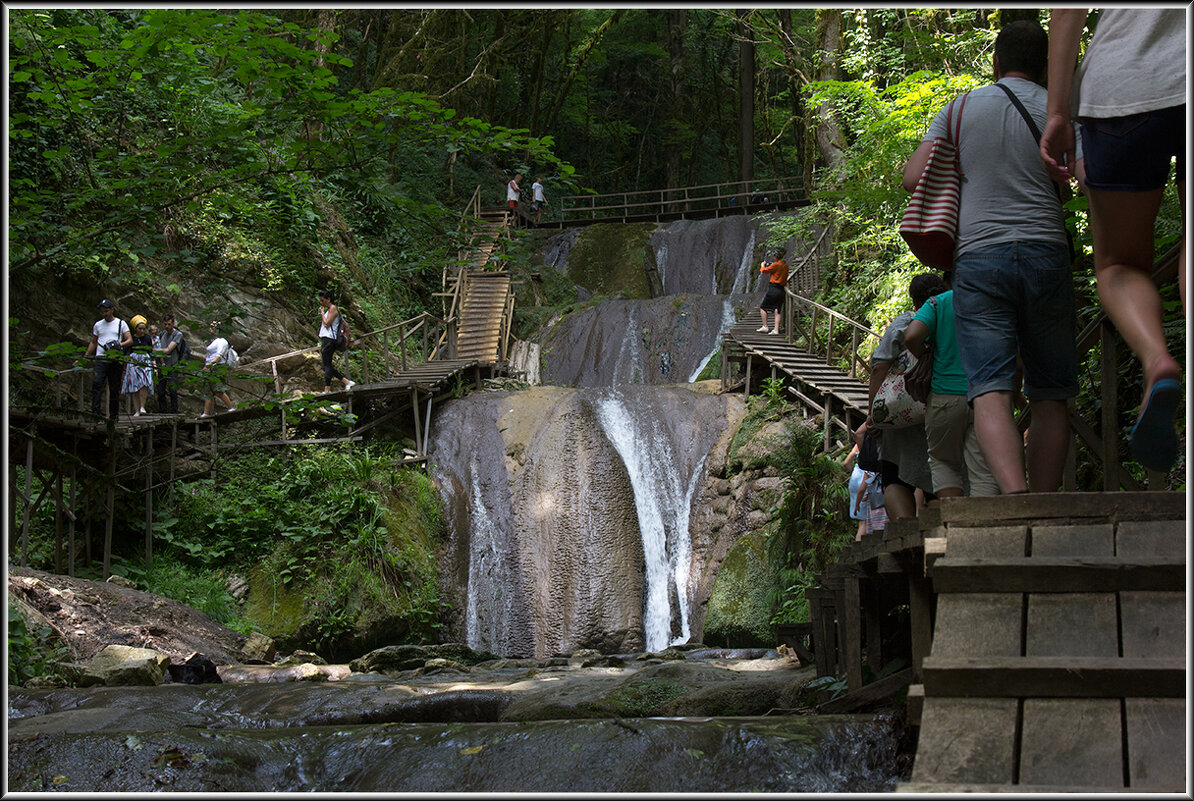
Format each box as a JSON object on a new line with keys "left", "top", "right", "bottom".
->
{"left": 531, "top": 177, "right": 546, "bottom": 223}
{"left": 83, "top": 298, "right": 132, "bottom": 419}
{"left": 200, "top": 320, "right": 236, "bottom": 417}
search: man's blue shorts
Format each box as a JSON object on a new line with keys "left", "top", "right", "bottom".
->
{"left": 1080, "top": 104, "right": 1186, "bottom": 192}
{"left": 953, "top": 240, "right": 1079, "bottom": 403}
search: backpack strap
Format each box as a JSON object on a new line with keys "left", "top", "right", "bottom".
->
{"left": 993, "top": 82, "right": 1076, "bottom": 264}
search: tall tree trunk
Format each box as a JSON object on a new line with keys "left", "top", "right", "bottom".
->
{"left": 546, "top": 10, "right": 626, "bottom": 132}
{"left": 778, "top": 9, "right": 810, "bottom": 192}
{"left": 305, "top": 8, "right": 338, "bottom": 152}
{"left": 665, "top": 10, "right": 687, "bottom": 195}
{"left": 737, "top": 10, "right": 755, "bottom": 190}
{"left": 812, "top": 9, "right": 847, "bottom": 173}
{"left": 528, "top": 16, "right": 555, "bottom": 135}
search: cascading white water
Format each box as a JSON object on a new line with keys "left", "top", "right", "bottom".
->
{"left": 687, "top": 227, "right": 757, "bottom": 382}
{"left": 595, "top": 391, "right": 706, "bottom": 651}
{"left": 464, "top": 461, "right": 514, "bottom": 653}
{"left": 611, "top": 305, "right": 645, "bottom": 386}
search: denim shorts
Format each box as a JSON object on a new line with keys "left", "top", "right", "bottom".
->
{"left": 1080, "top": 105, "right": 1186, "bottom": 192}
{"left": 953, "top": 241, "right": 1079, "bottom": 402}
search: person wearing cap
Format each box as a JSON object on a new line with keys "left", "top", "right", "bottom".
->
{"left": 120, "top": 315, "right": 155, "bottom": 416}
{"left": 83, "top": 299, "right": 133, "bottom": 419}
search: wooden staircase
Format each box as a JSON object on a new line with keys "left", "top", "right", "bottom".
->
{"left": 901, "top": 492, "right": 1186, "bottom": 793}
{"left": 455, "top": 270, "right": 513, "bottom": 363}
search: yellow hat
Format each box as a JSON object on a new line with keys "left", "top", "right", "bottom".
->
{"left": 130, "top": 315, "right": 147, "bottom": 328}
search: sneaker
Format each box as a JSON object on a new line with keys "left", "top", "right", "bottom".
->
{"left": 756, "top": 326, "right": 770, "bottom": 333}
{"left": 769, "top": 328, "right": 780, "bottom": 335}
{"left": 198, "top": 413, "right": 210, "bottom": 418}
{"left": 139, "top": 407, "right": 147, "bottom": 415}
{"left": 133, "top": 410, "right": 141, "bottom": 417}
{"left": 226, "top": 406, "right": 237, "bottom": 412}
{"left": 344, "top": 380, "right": 356, "bottom": 391}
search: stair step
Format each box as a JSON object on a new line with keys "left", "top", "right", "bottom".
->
{"left": 930, "top": 556, "right": 1184, "bottom": 593}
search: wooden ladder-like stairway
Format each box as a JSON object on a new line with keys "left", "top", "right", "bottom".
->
{"left": 455, "top": 270, "right": 512, "bottom": 363}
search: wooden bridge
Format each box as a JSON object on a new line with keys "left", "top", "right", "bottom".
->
{"left": 8, "top": 187, "right": 519, "bottom": 579}
{"left": 515, "top": 175, "right": 809, "bottom": 229}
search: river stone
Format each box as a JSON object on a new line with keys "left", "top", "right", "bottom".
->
{"left": 580, "top": 655, "right": 626, "bottom": 668}
{"left": 105, "top": 575, "right": 136, "bottom": 589}
{"left": 240, "top": 632, "right": 276, "bottom": 663}
{"left": 276, "top": 649, "right": 327, "bottom": 666}
{"left": 22, "top": 674, "right": 68, "bottom": 689}
{"left": 351, "top": 644, "right": 429, "bottom": 673}
{"left": 166, "top": 653, "right": 222, "bottom": 684}
{"left": 80, "top": 644, "right": 170, "bottom": 687}
{"left": 421, "top": 658, "right": 468, "bottom": 674}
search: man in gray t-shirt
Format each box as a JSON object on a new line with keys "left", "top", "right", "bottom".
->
{"left": 901, "top": 20, "right": 1079, "bottom": 496}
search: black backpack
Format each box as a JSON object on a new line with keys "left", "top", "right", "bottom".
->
{"left": 174, "top": 331, "right": 192, "bottom": 364}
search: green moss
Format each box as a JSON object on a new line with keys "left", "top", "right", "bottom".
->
{"left": 594, "top": 678, "right": 692, "bottom": 716}
{"left": 703, "top": 531, "right": 776, "bottom": 647}
{"left": 565, "top": 222, "right": 658, "bottom": 299}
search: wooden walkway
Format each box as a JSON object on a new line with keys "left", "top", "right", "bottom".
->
{"left": 902, "top": 492, "right": 1186, "bottom": 792}
{"left": 722, "top": 316, "right": 871, "bottom": 450}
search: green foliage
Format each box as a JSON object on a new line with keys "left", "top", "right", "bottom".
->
{"left": 599, "top": 678, "right": 691, "bottom": 716}
{"left": 138, "top": 556, "right": 255, "bottom": 633}
{"left": 8, "top": 600, "right": 71, "bottom": 686}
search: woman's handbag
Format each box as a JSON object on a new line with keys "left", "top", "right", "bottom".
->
{"left": 871, "top": 348, "right": 926, "bottom": 428}
{"left": 904, "top": 341, "right": 934, "bottom": 405}
{"left": 900, "top": 94, "right": 968, "bottom": 270}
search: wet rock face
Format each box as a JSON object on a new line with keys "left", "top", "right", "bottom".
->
{"left": 538, "top": 294, "right": 744, "bottom": 387}
{"left": 430, "top": 385, "right": 735, "bottom": 658}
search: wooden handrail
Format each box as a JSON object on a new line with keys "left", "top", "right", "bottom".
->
{"left": 560, "top": 176, "right": 804, "bottom": 221}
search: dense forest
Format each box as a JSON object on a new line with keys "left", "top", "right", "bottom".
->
{"left": 8, "top": 8, "right": 1186, "bottom": 665}
{"left": 16, "top": 6, "right": 1161, "bottom": 330}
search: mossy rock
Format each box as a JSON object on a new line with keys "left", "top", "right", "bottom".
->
{"left": 590, "top": 677, "right": 692, "bottom": 717}
{"left": 702, "top": 530, "right": 775, "bottom": 647}
{"left": 564, "top": 222, "right": 658, "bottom": 299}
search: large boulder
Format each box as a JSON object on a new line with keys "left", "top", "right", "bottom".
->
{"left": 78, "top": 645, "right": 171, "bottom": 687}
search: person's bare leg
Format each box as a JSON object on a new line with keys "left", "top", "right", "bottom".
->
{"left": 1025, "top": 399, "right": 1070, "bottom": 492}
{"left": 883, "top": 484, "right": 916, "bottom": 519}
{"left": 759, "top": 309, "right": 770, "bottom": 330}
{"left": 1087, "top": 187, "right": 1182, "bottom": 395}
{"left": 203, "top": 398, "right": 214, "bottom": 416}
{"left": 972, "top": 391, "right": 1028, "bottom": 494}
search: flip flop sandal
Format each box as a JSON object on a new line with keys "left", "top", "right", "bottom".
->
{"left": 1129, "top": 377, "right": 1182, "bottom": 472}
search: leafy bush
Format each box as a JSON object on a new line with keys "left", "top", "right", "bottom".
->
{"left": 8, "top": 600, "right": 70, "bottom": 685}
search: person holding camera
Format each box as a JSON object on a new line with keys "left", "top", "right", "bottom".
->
{"left": 83, "top": 298, "right": 132, "bottom": 419}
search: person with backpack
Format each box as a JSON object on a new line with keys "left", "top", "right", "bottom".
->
{"left": 318, "top": 290, "right": 355, "bottom": 394}
{"left": 200, "top": 320, "right": 236, "bottom": 418}
{"left": 154, "top": 313, "right": 187, "bottom": 414}
{"left": 83, "top": 298, "right": 133, "bottom": 419}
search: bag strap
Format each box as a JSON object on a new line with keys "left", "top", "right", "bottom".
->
{"left": 993, "top": 82, "right": 1077, "bottom": 263}
{"left": 942, "top": 93, "right": 968, "bottom": 178}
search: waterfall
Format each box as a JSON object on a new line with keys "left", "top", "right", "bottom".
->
{"left": 611, "top": 305, "right": 645, "bottom": 386}
{"left": 464, "top": 460, "right": 516, "bottom": 654}
{"left": 687, "top": 299, "right": 737, "bottom": 383}
{"left": 729, "top": 227, "right": 757, "bottom": 297}
{"left": 595, "top": 390, "right": 706, "bottom": 651}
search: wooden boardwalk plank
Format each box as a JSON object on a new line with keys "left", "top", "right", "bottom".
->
{"left": 1025, "top": 593, "right": 1118, "bottom": 657}
{"left": 930, "top": 594, "right": 1022, "bottom": 657}
{"left": 942, "top": 525, "right": 1027, "bottom": 557}
{"left": 1030, "top": 523, "right": 1114, "bottom": 556}
{"left": 1125, "top": 698, "right": 1187, "bottom": 790}
{"left": 1019, "top": 699, "right": 1123, "bottom": 787}
{"left": 1119, "top": 591, "right": 1185, "bottom": 658}
{"left": 911, "top": 697, "right": 1018, "bottom": 785}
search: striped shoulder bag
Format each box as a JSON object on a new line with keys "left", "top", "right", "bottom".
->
{"left": 900, "top": 93, "right": 968, "bottom": 271}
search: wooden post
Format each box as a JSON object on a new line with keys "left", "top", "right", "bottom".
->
{"left": 849, "top": 328, "right": 859, "bottom": 378}
{"left": 744, "top": 353, "right": 752, "bottom": 400}
{"left": 54, "top": 473, "right": 63, "bottom": 573}
{"left": 144, "top": 427, "right": 153, "bottom": 569}
{"left": 383, "top": 330, "right": 391, "bottom": 379}
{"left": 103, "top": 436, "right": 116, "bottom": 580}
{"left": 823, "top": 395, "right": 833, "bottom": 452}
{"left": 843, "top": 575, "right": 863, "bottom": 691}
{"left": 826, "top": 315, "right": 836, "bottom": 365}
{"left": 410, "top": 388, "right": 423, "bottom": 456}
{"left": 423, "top": 395, "right": 434, "bottom": 456}
{"left": 864, "top": 579, "right": 882, "bottom": 674}
{"left": 68, "top": 464, "right": 77, "bottom": 577}
{"left": 169, "top": 419, "right": 177, "bottom": 503}
{"left": 272, "top": 361, "right": 281, "bottom": 395}
{"left": 908, "top": 570, "right": 933, "bottom": 681}
{"left": 21, "top": 429, "right": 34, "bottom": 567}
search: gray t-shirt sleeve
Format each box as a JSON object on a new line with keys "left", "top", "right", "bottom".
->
{"left": 872, "top": 312, "right": 913, "bottom": 365}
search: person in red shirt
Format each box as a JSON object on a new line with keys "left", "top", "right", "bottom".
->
{"left": 757, "top": 250, "right": 789, "bottom": 334}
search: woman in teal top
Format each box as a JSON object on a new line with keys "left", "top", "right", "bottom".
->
{"left": 904, "top": 274, "right": 999, "bottom": 497}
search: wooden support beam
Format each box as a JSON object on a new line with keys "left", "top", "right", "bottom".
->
{"left": 921, "top": 656, "right": 1185, "bottom": 698}
{"left": 816, "top": 667, "right": 914, "bottom": 714}
{"left": 144, "top": 427, "right": 153, "bottom": 569}
{"left": 908, "top": 570, "right": 933, "bottom": 682}
{"left": 21, "top": 429, "right": 34, "bottom": 567}
{"left": 930, "top": 557, "right": 1185, "bottom": 593}
{"left": 842, "top": 576, "right": 863, "bottom": 691}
